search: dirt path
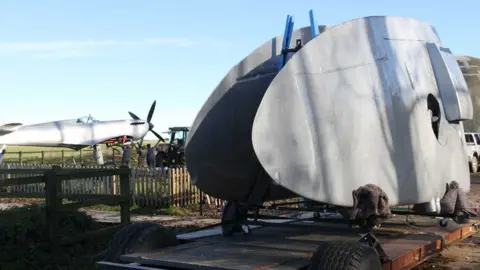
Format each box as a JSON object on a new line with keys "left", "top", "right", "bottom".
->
{"left": 80, "top": 209, "right": 221, "bottom": 234}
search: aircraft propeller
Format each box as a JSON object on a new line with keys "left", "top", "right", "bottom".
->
{"left": 128, "top": 100, "right": 165, "bottom": 147}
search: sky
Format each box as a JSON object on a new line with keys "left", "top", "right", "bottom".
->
{"left": 0, "top": 0, "right": 479, "bottom": 139}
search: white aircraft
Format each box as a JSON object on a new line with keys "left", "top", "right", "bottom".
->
{"left": 0, "top": 101, "right": 164, "bottom": 164}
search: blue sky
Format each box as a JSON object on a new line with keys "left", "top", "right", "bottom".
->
{"left": 0, "top": 0, "right": 479, "bottom": 139}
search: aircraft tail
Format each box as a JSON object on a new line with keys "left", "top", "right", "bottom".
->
{"left": 0, "top": 123, "right": 23, "bottom": 135}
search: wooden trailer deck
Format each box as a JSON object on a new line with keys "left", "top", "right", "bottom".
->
{"left": 99, "top": 216, "right": 479, "bottom": 270}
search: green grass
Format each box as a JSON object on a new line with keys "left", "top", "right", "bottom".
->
{"left": 0, "top": 201, "right": 209, "bottom": 270}
{"left": 85, "top": 203, "right": 199, "bottom": 216}
{"left": 2, "top": 141, "right": 160, "bottom": 166}
{"left": 0, "top": 204, "right": 114, "bottom": 270}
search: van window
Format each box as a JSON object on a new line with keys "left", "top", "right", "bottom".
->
{"left": 475, "top": 134, "right": 480, "bottom": 143}
{"left": 465, "top": 134, "right": 474, "bottom": 143}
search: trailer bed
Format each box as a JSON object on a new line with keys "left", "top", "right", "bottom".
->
{"left": 97, "top": 216, "right": 478, "bottom": 270}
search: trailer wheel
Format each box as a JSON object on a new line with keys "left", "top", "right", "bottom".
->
{"left": 470, "top": 155, "right": 478, "bottom": 173}
{"left": 102, "top": 222, "right": 179, "bottom": 263}
{"left": 309, "top": 241, "right": 381, "bottom": 270}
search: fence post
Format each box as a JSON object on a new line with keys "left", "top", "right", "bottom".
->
{"left": 111, "top": 175, "right": 117, "bottom": 195}
{"left": 41, "top": 151, "right": 45, "bottom": 164}
{"left": 170, "top": 168, "right": 175, "bottom": 206}
{"left": 199, "top": 190, "right": 203, "bottom": 216}
{"left": 18, "top": 151, "right": 22, "bottom": 164}
{"left": 6, "top": 164, "right": 10, "bottom": 184}
{"left": 45, "top": 166, "right": 61, "bottom": 246}
{"left": 119, "top": 165, "right": 131, "bottom": 224}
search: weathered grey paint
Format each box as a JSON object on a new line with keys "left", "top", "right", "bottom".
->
{"left": 253, "top": 16, "right": 471, "bottom": 206}
{"left": 185, "top": 25, "right": 326, "bottom": 201}
{"left": 186, "top": 16, "right": 472, "bottom": 207}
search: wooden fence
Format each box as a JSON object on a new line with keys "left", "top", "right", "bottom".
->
{"left": 0, "top": 163, "right": 224, "bottom": 208}
{"left": 0, "top": 166, "right": 131, "bottom": 246}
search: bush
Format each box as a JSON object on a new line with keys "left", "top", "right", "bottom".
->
{"left": 0, "top": 204, "right": 110, "bottom": 270}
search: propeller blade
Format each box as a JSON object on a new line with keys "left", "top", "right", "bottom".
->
{"left": 147, "top": 100, "right": 156, "bottom": 123}
{"left": 128, "top": 111, "right": 141, "bottom": 120}
{"left": 151, "top": 129, "right": 165, "bottom": 142}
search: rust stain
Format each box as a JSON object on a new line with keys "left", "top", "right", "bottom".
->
{"left": 380, "top": 222, "right": 477, "bottom": 270}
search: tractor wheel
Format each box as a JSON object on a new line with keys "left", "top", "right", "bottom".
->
{"left": 101, "top": 222, "right": 179, "bottom": 263}
{"left": 178, "top": 153, "right": 186, "bottom": 165}
{"left": 309, "top": 241, "right": 381, "bottom": 270}
{"left": 470, "top": 155, "right": 478, "bottom": 173}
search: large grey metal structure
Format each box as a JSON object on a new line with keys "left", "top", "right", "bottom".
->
{"left": 185, "top": 16, "right": 473, "bottom": 208}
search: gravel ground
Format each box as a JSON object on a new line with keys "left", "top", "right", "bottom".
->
{"left": 415, "top": 175, "right": 480, "bottom": 270}
{"left": 0, "top": 203, "right": 24, "bottom": 210}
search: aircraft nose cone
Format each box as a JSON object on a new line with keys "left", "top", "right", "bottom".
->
{"left": 149, "top": 123, "right": 154, "bottom": 130}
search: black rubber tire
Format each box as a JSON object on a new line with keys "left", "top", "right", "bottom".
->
{"left": 102, "top": 222, "right": 179, "bottom": 263}
{"left": 309, "top": 241, "right": 381, "bottom": 270}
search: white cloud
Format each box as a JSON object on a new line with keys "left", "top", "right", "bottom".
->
{"left": 0, "top": 37, "right": 229, "bottom": 59}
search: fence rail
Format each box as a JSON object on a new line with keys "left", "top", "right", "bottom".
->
{"left": 0, "top": 165, "right": 131, "bottom": 246}
{"left": 0, "top": 163, "right": 224, "bottom": 208}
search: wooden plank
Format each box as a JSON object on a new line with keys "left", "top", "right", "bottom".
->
{"left": 148, "top": 171, "right": 154, "bottom": 207}
{"left": 174, "top": 170, "right": 178, "bottom": 206}
{"left": 188, "top": 170, "right": 193, "bottom": 205}
{"left": 0, "top": 168, "right": 50, "bottom": 174}
{"left": 119, "top": 166, "right": 131, "bottom": 224}
{"left": 180, "top": 169, "right": 185, "bottom": 206}
{"left": 56, "top": 168, "right": 128, "bottom": 175}
{"left": 168, "top": 169, "right": 173, "bottom": 206}
{"left": 56, "top": 170, "right": 119, "bottom": 180}
{"left": 0, "top": 175, "right": 44, "bottom": 188}
{"left": 172, "top": 169, "right": 176, "bottom": 206}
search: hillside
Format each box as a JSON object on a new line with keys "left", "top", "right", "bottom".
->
{"left": 457, "top": 55, "right": 480, "bottom": 131}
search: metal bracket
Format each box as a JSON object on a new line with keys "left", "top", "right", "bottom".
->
{"left": 472, "top": 221, "right": 479, "bottom": 231}
{"left": 281, "top": 39, "right": 302, "bottom": 54}
{"left": 221, "top": 201, "right": 252, "bottom": 236}
{"left": 358, "top": 232, "right": 389, "bottom": 263}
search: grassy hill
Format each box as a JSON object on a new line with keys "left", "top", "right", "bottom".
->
{"left": 457, "top": 55, "right": 480, "bottom": 132}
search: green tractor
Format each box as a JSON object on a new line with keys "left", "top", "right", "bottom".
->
{"left": 158, "top": 126, "right": 190, "bottom": 167}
